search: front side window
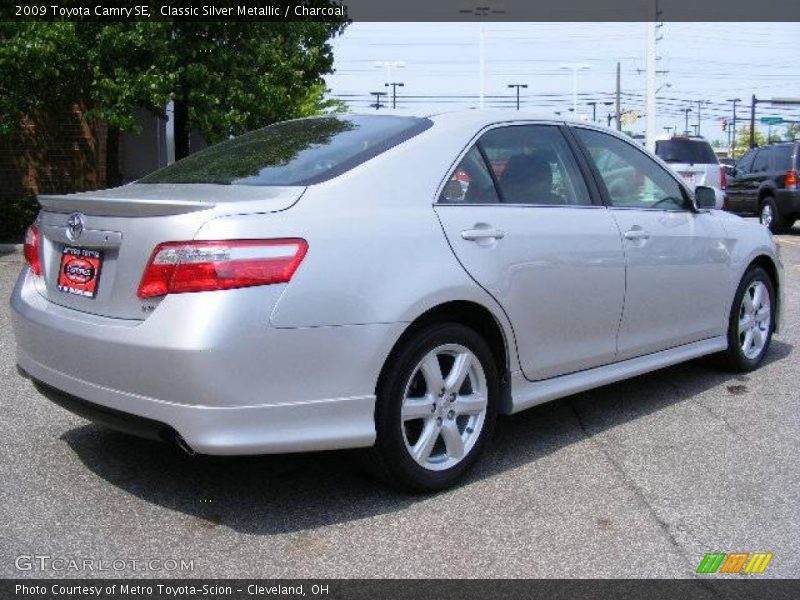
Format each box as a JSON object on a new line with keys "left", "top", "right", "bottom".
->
{"left": 140, "top": 115, "right": 432, "bottom": 186}
{"left": 439, "top": 124, "right": 591, "bottom": 205}
{"left": 576, "top": 128, "right": 688, "bottom": 210}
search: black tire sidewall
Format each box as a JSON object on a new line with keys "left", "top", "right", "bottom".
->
{"left": 762, "top": 196, "right": 786, "bottom": 233}
{"left": 373, "top": 323, "right": 499, "bottom": 492}
{"left": 726, "top": 267, "right": 775, "bottom": 371}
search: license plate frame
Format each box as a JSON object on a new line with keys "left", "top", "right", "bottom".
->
{"left": 57, "top": 246, "right": 104, "bottom": 299}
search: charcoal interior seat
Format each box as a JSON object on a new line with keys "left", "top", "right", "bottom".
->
{"left": 499, "top": 154, "right": 564, "bottom": 205}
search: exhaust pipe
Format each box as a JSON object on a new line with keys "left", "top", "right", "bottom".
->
{"left": 175, "top": 434, "right": 196, "bottom": 456}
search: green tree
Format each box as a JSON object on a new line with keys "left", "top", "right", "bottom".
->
{"left": 0, "top": 18, "right": 347, "bottom": 184}
{"left": 785, "top": 122, "right": 800, "bottom": 141}
{"left": 733, "top": 127, "right": 767, "bottom": 158}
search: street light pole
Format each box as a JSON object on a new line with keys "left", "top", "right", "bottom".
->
{"left": 560, "top": 63, "right": 590, "bottom": 115}
{"left": 587, "top": 101, "right": 597, "bottom": 122}
{"left": 370, "top": 91, "right": 387, "bottom": 110}
{"left": 507, "top": 83, "right": 528, "bottom": 110}
{"left": 385, "top": 82, "right": 404, "bottom": 109}
{"left": 683, "top": 107, "right": 692, "bottom": 135}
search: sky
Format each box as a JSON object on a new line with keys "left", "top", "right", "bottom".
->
{"left": 324, "top": 22, "right": 800, "bottom": 145}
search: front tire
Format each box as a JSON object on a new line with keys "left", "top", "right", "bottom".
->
{"left": 721, "top": 267, "right": 775, "bottom": 371}
{"left": 369, "top": 323, "right": 499, "bottom": 492}
{"left": 760, "top": 196, "right": 790, "bottom": 234}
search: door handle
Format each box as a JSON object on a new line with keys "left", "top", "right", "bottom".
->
{"left": 623, "top": 228, "right": 651, "bottom": 241}
{"left": 461, "top": 227, "right": 505, "bottom": 241}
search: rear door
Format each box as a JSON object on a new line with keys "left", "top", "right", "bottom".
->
{"left": 574, "top": 127, "right": 730, "bottom": 360}
{"left": 435, "top": 123, "right": 625, "bottom": 381}
{"left": 746, "top": 148, "right": 773, "bottom": 213}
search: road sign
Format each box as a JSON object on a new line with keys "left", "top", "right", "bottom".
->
{"left": 760, "top": 116, "right": 784, "bottom": 125}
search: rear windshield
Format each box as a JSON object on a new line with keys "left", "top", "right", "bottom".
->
{"left": 139, "top": 115, "right": 432, "bottom": 186}
{"left": 655, "top": 139, "right": 718, "bottom": 165}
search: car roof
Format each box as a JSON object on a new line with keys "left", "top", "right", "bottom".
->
{"left": 345, "top": 109, "right": 582, "bottom": 128}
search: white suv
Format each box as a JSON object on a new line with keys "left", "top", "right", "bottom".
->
{"left": 655, "top": 135, "right": 726, "bottom": 208}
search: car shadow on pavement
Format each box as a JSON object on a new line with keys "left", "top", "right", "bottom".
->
{"left": 60, "top": 340, "right": 793, "bottom": 536}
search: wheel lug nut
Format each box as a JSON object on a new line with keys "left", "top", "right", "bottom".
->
{"left": 447, "top": 411, "right": 455, "bottom": 419}
{"left": 436, "top": 417, "right": 443, "bottom": 426}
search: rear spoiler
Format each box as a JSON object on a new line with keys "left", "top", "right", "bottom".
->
{"left": 37, "top": 194, "right": 214, "bottom": 218}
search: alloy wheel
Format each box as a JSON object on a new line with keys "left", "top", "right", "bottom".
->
{"left": 738, "top": 280, "right": 771, "bottom": 359}
{"left": 760, "top": 203, "right": 773, "bottom": 228}
{"left": 400, "top": 344, "right": 488, "bottom": 471}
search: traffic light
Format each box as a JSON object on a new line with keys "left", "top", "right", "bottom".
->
{"left": 721, "top": 118, "right": 728, "bottom": 132}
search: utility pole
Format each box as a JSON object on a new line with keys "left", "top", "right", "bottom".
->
{"left": 615, "top": 62, "right": 622, "bottom": 131}
{"left": 727, "top": 98, "right": 741, "bottom": 156}
{"left": 644, "top": 11, "right": 657, "bottom": 151}
{"left": 683, "top": 107, "right": 692, "bottom": 135}
{"left": 750, "top": 94, "right": 757, "bottom": 148}
{"left": 385, "top": 82, "right": 404, "bottom": 109}
{"left": 370, "top": 91, "right": 387, "bottom": 110}
{"left": 507, "top": 84, "right": 528, "bottom": 110}
{"left": 587, "top": 101, "right": 598, "bottom": 122}
{"left": 607, "top": 113, "right": 614, "bottom": 127}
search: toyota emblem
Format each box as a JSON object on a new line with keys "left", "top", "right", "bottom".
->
{"left": 66, "top": 213, "right": 84, "bottom": 241}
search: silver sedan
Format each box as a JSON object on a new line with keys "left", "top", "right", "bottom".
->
{"left": 11, "top": 111, "right": 783, "bottom": 491}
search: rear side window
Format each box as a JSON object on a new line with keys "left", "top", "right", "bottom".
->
{"left": 736, "top": 149, "right": 757, "bottom": 173}
{"left": 139, "top": 115, "right": 432, "bottom": 186}
{"left": 655, "top": 139, "right": 718, "bottom": 164}
{"left": 752, "top": 149, "right": 770, "bottom": 172}
{"left": 771, "top": 145, "right": 795, "bottom": 171}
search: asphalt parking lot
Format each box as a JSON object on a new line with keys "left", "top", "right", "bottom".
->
{"left": 1, "top": 226, "right": 798, "bottom": 579}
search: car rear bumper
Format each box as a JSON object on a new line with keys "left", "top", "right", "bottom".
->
{"left": 11, "top": 268, "right": 402, "bottom": 455}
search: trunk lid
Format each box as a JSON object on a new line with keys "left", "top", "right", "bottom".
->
{"left": 35, "top": 184, "right": 304, "bottom": 320}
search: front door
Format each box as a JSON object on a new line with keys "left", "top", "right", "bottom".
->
{"left": 434, "top": 124, "right": 626, "bottom": 381}
{"left": 573, "top": 127, "right": 731, "bottom": 361}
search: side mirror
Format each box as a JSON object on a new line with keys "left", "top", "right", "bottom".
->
{"left": 695, "top": 186, "right": 717, "bottom": 209}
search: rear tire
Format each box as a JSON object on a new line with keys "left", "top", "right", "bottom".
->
{"left": 720, "top": 267, "right": 775, "bottom": 372}
{"left": 368, "top": 323, "right": 499, "bottom": 492}
{"left": 759, "top": 196, "right": 790, "bottom": 234}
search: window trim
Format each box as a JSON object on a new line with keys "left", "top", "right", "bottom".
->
{"left": 569, "top": 124, "right": 698, "bottom": 213}
{"left": 434, "top": 121, "right": 603, "bottom": 208}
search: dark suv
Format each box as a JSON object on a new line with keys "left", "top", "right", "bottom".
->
{"left": 725, "top": 141, "right": 799, "bottom": 233}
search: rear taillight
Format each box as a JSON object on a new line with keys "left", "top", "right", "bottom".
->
{"left": 137, "top": 239, "right": 308, "bottom": 299}
{"left": 785, "top": 169, "right": 797, "bottom": 190}
{"left": 23, "top": 223, "right": 42, "bottom": 276}
{"left": 720, "top": 165, "right": 727, "bottom": 190}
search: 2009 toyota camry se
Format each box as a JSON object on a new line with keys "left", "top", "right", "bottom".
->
{"left": 11, "top": 111, "right": 783, "bottom": 491}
